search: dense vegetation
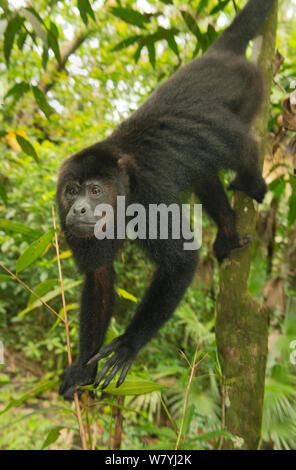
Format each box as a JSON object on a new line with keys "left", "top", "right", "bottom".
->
{"left": 0, "top": 0, "right": 295, "bottom": 450}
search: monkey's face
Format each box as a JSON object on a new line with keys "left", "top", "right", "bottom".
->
{"left": 63, "top": 179, "right": 115, "bottom": 238}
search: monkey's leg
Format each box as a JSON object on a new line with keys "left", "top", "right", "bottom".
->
{"left": 59, "top": 265, "right": 115, "bottom": 400}
{"left": 195, "top": 172, "right": 250, "bottom": 262}
{"left": 228, "top": 138, "right": 267, "bottom": 203}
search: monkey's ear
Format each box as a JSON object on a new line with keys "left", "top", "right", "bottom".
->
{"left": 117, "top": 154, "right": 137, "bottom": 191}
{"left": 117, "top": 154, "right": 136, "bottom": 172}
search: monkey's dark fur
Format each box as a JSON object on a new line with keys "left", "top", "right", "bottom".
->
{"left": 57, "top": 0, "right": 276, "bottom": 399}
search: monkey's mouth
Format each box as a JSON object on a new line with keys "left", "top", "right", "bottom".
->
{"left": 67, "top": 222, "right": 96, "bottom": 238}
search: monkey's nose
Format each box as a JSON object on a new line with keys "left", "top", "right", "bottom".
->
{"left": 73, "top": 205, "right": 87, "bottom": 214}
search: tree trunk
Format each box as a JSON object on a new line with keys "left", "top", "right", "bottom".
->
{"left": 215, "top": 3, "right": 278, "bottom": 450}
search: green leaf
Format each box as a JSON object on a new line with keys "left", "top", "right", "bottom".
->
{"left": 0, "top": 274, "right": 11, "bottom": 282}
{"left": 16, "top": 229, "right": 55, "bottom": 274}
{"left": 288, "top": 192, "right": 296, "bottom": 226}
{"left": 166, "top": 34, "right": 179, "bottom": 57}
{"left": 4, "top": 15, "right": 24, "bottom": 66}
{"left": 210, "top": 0, "right": 231, "bottom": 15}
{"left": 21, "top": 7, "right": 48, "bottom": 47}
{"left": 112, "top": 35, "right": 143, "bottom": 52}
{"left": 86, "top": 379, "right": 169, "bottom": 396}
{"left": 32, "top": 85, "right": 53, "bottom": 119}
{"left": 28, "top": 279, "right": 59, "bottom": 306}
{"left": 181, "top": 10, "right": 206, "bottom": 49}
{"left": 110, "top": 7, "right": 149, "bottom": 29}
{"left": 0, "top": 219, "right": 42, "bottom": 238}
{"left": 5, "top": 81, "right": 30, "bottom": 101}
{"left": 196, "top": 0, "right": 208, "bottom": 16}
{"left": 0, "top": 180, "right": 7, "bottom": 204}
{"left": 134, "top": 43, "right": 144, "bottom": 63}
{"left": 15, "top": 134, "right": 39, "bottom": 162}
{"left": 47, "top": 29, "right": 61, "bottom": 64}
{"left": 0, "top": 377, "right": 59, "bottom": 416}
{"left": 77, "top": 0, "right": 95, "bottom": 25}
{"left": 41, "top": 427, "right": 63, "bottom": 450}
{"left": 147, "top": 42, "right": 156, "bottom": 69}
{"left": 116, "top": 287, "right": 138, "bottom": 303}
{"left": 18, "top": 280, "right": 82, "bottom": 317}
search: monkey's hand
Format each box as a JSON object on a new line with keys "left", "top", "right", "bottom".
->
{"left": 87, "top": 335, "right": 137, "bottom": 390}
{"left": 59, "top": 361, "right": 97, "bottom": 400}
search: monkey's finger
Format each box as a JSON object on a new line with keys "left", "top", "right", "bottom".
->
{"left": 87, "top": 338, "right": 121, "bottom": 365}
{"left": 100, "top": 358, "right": 125, "bottom": 390}
{"left": 94, "top": 354, "right": 118, "bottom": 387}
{"left": 116, "top": 359, "right": 133, "bottom": 388}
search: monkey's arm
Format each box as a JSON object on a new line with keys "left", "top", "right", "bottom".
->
{"left": 59, "top": 265, "right": 114, "bottom": 400}
{"left": 88, "top": 250, "right": 197, "bottom": 389}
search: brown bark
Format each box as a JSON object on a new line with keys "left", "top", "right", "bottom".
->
{"left": 215, "top": 3, "right": 278, "bottom": 450}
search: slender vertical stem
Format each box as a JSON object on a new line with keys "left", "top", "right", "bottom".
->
{"left": 52, "top": 206, "right": 88, "bottom": 451}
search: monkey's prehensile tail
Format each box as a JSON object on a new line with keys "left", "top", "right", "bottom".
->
{"left": 212, "top": 0, "right": 277, "bottom": 55}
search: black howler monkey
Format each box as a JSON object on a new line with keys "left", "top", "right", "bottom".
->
{"left": 57, "top": 0, "right": 276, "bottom": 399}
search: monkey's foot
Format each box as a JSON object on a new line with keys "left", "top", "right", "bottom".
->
{"left": 228, "top": 175, "right": 267, "bottom": 203}
{"left": 214, "top": 231, "right": 251, "bottom": 263}
{"left": 87, "top": 335, "right": 137, "bottom": 390}
{"left": 59, "top": 361, "right": 97, "bottom": 400}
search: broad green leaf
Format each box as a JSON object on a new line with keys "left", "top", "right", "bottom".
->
{"left": 196, "top": 0, "right": 209, "bottom": 16}
{"left": 0, "top": 274, "right": 11, "bottom": 282}
{"left": 210, "top": 0, "right": 231, "bottom": 15}
{"left": 0, "top": 180, "right": 7, "bottom": 204}
{"left": 41, "top": 427, "right": 63, "bottom": 450}
{"left": 28, "top": 279, "right": 59, "bottom": 306}
{"left": 116, "top": 287, "right": 138, "bottom": 303}
{"left": 0, "top": 377, "right": 59, "bottom": 416}
{"left": 110, "top": 7, "right": 149, "bottom": 29}
{"left": 32, "top": 85, "right": 53, "bottom": 119}
{"left": 5, "top": 81, "right": 30, "bottom": 101}
{"left": 21, "top": 7, "right": 48, "bottom": 47}
{"left": 181, "top": 10, "right": 206, "bottom": 49}
{"left": 47, "top": 29, "right": 61, "bottom": 64}
{"left": 18, "top": 280, "right": 82, "bottom": 317}
{"left": 16, "top": 229, "right": 55, "bottom": 273}
{"left": 77, "top": 0, "right": 95, "bottom": 25}
{"left": 4, "top": 15, "right": 24, "bottom": 66}
{"left": 0, "top": 219, "right": 42, "bottom": 238}
{"left": 112, "top": 35, "right": 143, "bottom": 52}
{"left": 15, "top": 134, "right": 39, "bottom": 162}
{"left": 88, "top": 379, "right": 168, "bottom": 396}
{"left": 166, "top": 34, "right": 179, "bottom": 57}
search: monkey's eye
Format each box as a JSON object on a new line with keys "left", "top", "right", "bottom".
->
{"left": 66, "top": 185, "right": 79, "bottom": 197}
{"left": 89, "top": 185, "right": 102, "bottom": 196}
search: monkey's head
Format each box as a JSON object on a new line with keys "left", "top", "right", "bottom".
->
{"left": 57, "top": 142, "right": 133, "bottom": 240}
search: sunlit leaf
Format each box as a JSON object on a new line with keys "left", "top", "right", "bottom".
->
{"left": 21, "top": 7, "right": 48, "bottom": 47}
{"left": 28, "top": 279, "right": 59, "bottom": 306}
{"left": 16, "top": 229, "right": 55, "bottom": 273}
{"left": 15, "top": 134, "right": 39, "bottom": 162}
{"left": 116, "top": 287, "right": 138, "bottom": 303}
{"left": 110, "top": 7, "right": 149, "bottom": 29}
{"left": 77, "top": 0, "right": 95, "bottom": 25}
{"left": 32, "top": 85, "right": 53, "bottom": 119}
{"left": 0, "top": 219, "right": 42, "bottom": 238}
{"left": 4, "top": 15, "right": 24, "bottom": 66}
{"left": 41, "top": 427, "right": 63, "bottom": 450}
